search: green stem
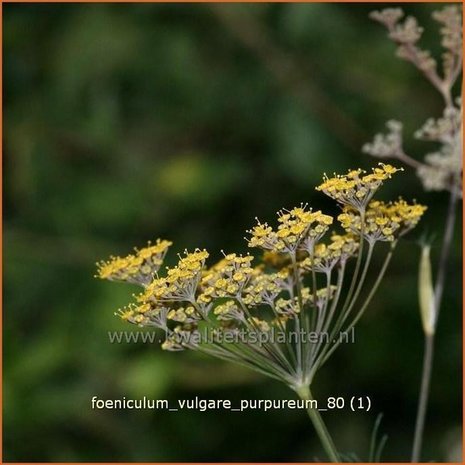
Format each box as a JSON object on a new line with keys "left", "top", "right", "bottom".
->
{"left": 340, "top": 210, "right": 366, "bottom": 313}
{"left": 309, "top": 263, "right": 346, "bottom": 370}
{"left": 236, "top": 298, "right": 292, "bottom": 373}
{"left": 268, "top": 300, "right": 299, "bottom": 375}
{"left": 411, "top": 334, "right": 434, "bottom": 462}
{"left": 411, "top": 182, "right": 458, "bottom": 462}
{"left": 191, "top": 301, "right": 290, "bottom": 380}
{"left": 316, "top": 241, "right": 396, "bottom": 370}
{"left": 339, "top": 241, "right": 374, "bottom": 327}
{"left": 297, "top": 385, "right": 340, "bottom": 462}
{"left": 291, "top": 253, "right": 304, "bottom": 381}
{"left": 433, "top": 179, "right": 458, "bottom": 320}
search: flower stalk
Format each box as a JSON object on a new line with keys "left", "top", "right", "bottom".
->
{"left": 411, "top": 185, "right": 458, "bottom": 462}
{"left": 296, "top": 385, "right": 340, "bottom": 462}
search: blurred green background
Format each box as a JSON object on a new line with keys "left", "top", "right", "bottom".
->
{"left": 4, "top": 3, "right": 462, "bottom": 462}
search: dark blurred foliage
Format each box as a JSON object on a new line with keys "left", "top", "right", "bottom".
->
{"left": 4, "top": 3, "right": 461, "bottom": 462}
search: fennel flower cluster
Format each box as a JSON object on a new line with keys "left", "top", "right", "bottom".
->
{"left": 97, "top": 164, "right": 426, "bottom": 390}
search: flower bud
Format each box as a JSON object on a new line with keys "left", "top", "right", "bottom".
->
{"left": 418, "top": 244, "right": 436, "bottom": 335}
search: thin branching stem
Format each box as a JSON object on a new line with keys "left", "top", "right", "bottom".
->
{"left": 338, "top": 211, "right": 366, "bottom": 317}
{"left": 411, "top": 333, "right": 435, "bottom": 462}
{"left": 191, "top": 300, "right": 291, "bottom": 379}
{"left": 198, "top": 345, "right": 289, "bottom": 383}
{"left": 317, "top": 241, "right": 397, "bottom": 368}
{"left": 395, "top": 148, "right": 424, "bottom": 170}
{"left": 236, "top": 298, "right": 295, "bottom": 373}
{"left": 433, "top": 183, "right": 459, "bottom": 319}
{"left": 296, "top": 385, "right": 340, "bottom": 462}
{"left": 308, "top": 269, "right": 332, "bottom": 365}
{"left": 411, "top": 184, "right": 459, "bottom": 462}
{"left": 340, "top": 241, "right": 375, "bottom": 327}
{"left": 267, "top": 300, "right": 299, "bottom": 376}
{"left": 291, "top": 253, "right": 305, "bottom": 382}
{"left": 309, "top": 263, "right": 346, "bottom": 371}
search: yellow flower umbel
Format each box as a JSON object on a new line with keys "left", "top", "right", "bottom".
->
{"left": 300, "top": 234, "right": 359, "bottom": 273}
{"left": 96, "top": 239, "right": 172, "bottom": 285}
{"left": 247, "top": 205, "right": 333, "bottom": 255}
{"left": 242, "top": 269, "right": 290, "bottom": 306}
{"left": 115, "top": 301, "right": 170, "bottom": 329}
{"left": 338, "top": 199, "right": 427, "bottom": 244}
{"left": 96, "top": 165, "right": 426, "bottom": 393}
{"left": 141, "top": 249, "right": 209, "bottom": 303}
{"left": 316, "top": 163, "right": 402, "bottom": 210}
{"left": 199, "top": 253, "right": 255, "bottom": 302}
